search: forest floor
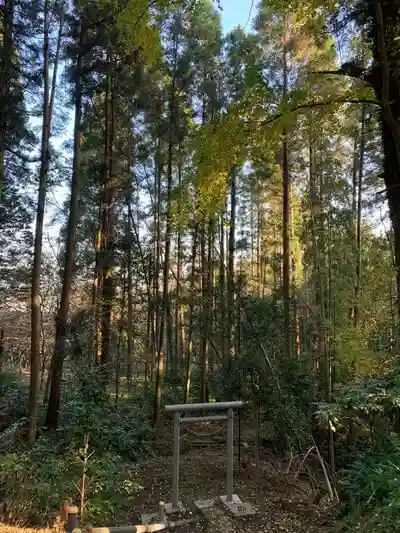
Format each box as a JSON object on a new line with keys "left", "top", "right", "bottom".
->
{"left": 0, "top": 419, "right": 340, "bottom": 533}
{"left": 0, "top": 524, "right": 54, "bottom": 533}
{"left": 129, "top": 424, "right": 339, "bottom": 533}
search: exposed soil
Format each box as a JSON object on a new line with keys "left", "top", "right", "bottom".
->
{"left": 130, "top": 423, "right": 339, "bottom": 533}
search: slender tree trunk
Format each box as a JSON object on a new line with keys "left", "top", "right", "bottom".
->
{"left": 0, "top": 0, "right": 13, "bottom": 199}
{"left": 257, "top": 202, "right": 262, "bottom": 297}
{"left": 227, "top": 169, "right": 236, "bottom": 363}
{"left": 317, "top": 143, "right": 334, "bottom": 472}
{"left": 93, "top": 201, "right": 103, "bottom": 363}
{"left": 291, "top": 192, "right": 300, "bottom": 357}
{"left": 219, "top": 210, "right": 227, "bottom": 359}
{"left": 282, "top": 16, "right": 291, "bottom": 359}
{"left": 363, "top": 2, "right": 400, "bottom": 319}
{"left": 200, "top": 223, "right": 205, "bottom": 395}
{"left": 206, "top": 220, "right": 213, "bottom": 391}
{"left": 184, "top": 224, "right": 198, "bottom": 403}
{"left": 146, "top": 253, "right": 153, "bottom": 380}
{"left": 40, "top": 306, "right": 46, "bottom": 390}
{"left": 308, "top": 112, "right": 321, "bottom": 380}
{"left": 0, "top": 329, "right": 4, "bottom": 372}
{"left": 116, "top": 266, "right": 126, "bottom": 401}
{"left": 153, "top": 51, "right": 177, "bottom": 423}
{"left": 94, "top": 58, "right": 111, "bottom": 368}
{"left": 251, "top": 198, "right": 255, "bottom": 285}
{"left": 291, "top": 258, "right": 300, "bottom": 358}
{"left": 353, "top": 106, "right": 365, "bottom": 327}
{"left": 99, "top": 59, "right": 116, "bottom": 377}
{"left": 153, "top": 142, "right": 162, "bottom": 375}
{"left": 45, "top": 14, "right": 82, "bottom": 430}
{"left": 30, "top": 0, "right": 62, "bottom": 442}
{"left": 126, "top": 192, "right": 134, "bottom": 386}
{"left": 174, "top": 148, "right": 183, "bottom": 378}
{"left": 174, "top": 256, "right": 181, "bottom": 377}
{"left": 326, "top": 207, "right": 335, "bottom": 477}
{"left": 199, "top": 219, "right": 210, "bottom": 402}
{"left": 349, "top": 133, "right": 359, "bottom": 323}
{"left": 308, "top": 111, "right": 334, "bottom": 470}
{"left": 319, "top": 167, "right": 329, "bottom": 395}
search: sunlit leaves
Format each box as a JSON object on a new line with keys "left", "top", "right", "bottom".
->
{"left": 192, "top": 110, "right": 246, "bottom": 210}
{"left": 116, "top": 0, "right": 161, "bottom": 64}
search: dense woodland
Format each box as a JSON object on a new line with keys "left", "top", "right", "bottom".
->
{"left": 2, "top": 0, "right": 400, "bottom": 530}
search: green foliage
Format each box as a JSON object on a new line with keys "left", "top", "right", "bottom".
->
{"left": 341, "top": 440, "right": 400, "bottom": 532}
{"left": 211, "top": 297, "right": 315, "bottom": 450}
{"left": 57, "top": 366, "right": 153, "bottom": 460}
{"left": 114, "top": 0, "right": 162, "bottom": 64}
{"left": 82, "top": 452, "right": 144, "bottom": 524}
{"left": 314, "top": 372, "right": 400, "bottom": 452}
{"left": 0, "top": 367, "right": 150, "bottom": 526}
{"left": 0, "top": 373, "right": 29, "bottom": 419}
{"left": 0, "top": 442, "right": 77, "bottom": 524}
{"left": 0, "top": 438, "right": 143, "bottom": 526}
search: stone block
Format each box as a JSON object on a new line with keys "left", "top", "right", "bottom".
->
{"left": 141, "top": 512, "right": 160, "bottom": 524}
{"left": 220, "top": 494, "right": 256, "bottom": 516}
{"left": 194, "top": 498, "right": 216, "bottom": 511}
{"left": 164, "top": 501, "right": 185, "bottom": 514}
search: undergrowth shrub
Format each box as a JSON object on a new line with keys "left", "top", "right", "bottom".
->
{"left": 211, "top": 296, "right": 315, "bottom": 451}
{"left": 317, "top": 371, "right": 400, "bottom": 531}
{"left": 51, "top": 363, "right": 154, "bottom": 458}
{"left": 0, "top": 436, "right": 144, "bottom": 526}
{"left": 58, "top": 381, "right": 153, "bottom": 460}
{"left": 0, "top": 365, "right": 151, "bottom": 526}
{"left": 0, "top": 372, "right": 29, "bottom": 419}
{"left": 341, "top": 440, "right": 400, "bottom": 532}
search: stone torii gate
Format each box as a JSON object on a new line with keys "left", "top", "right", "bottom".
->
{"left": 164, "top": 401, "right": 254, "bottom": 516}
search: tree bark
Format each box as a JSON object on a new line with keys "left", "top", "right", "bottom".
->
{"left": 282, "top": 15, "right": 291, "bottom": 359}
{"left": 99, "top": 56, "right": 115, "bottom": 376}
{"left": 226, "top": 169, "right": 236, "bottom": 364}
{"left": 30, "top": 0, "right": 62, "bottom": 442}
{"left": 0, "top": 0, "right": 13, "bottom": 199}
{"left": 219, "top": 210, "right": 227, "bottom": 359}
{"left": 199, "top": 219, "right": 210, "bottom": 402}
{"left": 0, "top": 329, "right": 4, "bottom": 372}
{"left": 348, "top": 1, "right": 400, "bottom": 318}
{"left": 45, "top": 14, "right": 82, "bottom": 430}
{"left": 174, "top": 146, "right": 183, "bottom": 378}
{"left": 184, "top": 224, "right": 198, "bottom": 404}
{"left": 353, "top": 106, "right": 365, "bottom": 327}
{"left": 153, "top": 50, "right": 177, "bottom": 423}
{"left": 152, "top": 141, "right": 162, "bottom": 375}
{"left": 126, "top": 192, "right": 134, "bottom": 386}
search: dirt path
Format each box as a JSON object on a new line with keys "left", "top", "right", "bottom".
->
{"left": 130, "top": 445, "right": 337, "bottom": 533}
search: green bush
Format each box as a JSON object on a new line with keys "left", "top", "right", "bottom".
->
{"left": 0, "top": 366, "right": 151, "bottom": 526}
{"left": 84, "top": 453, "right": 144, "bottom": 525}
{"left": 210, "top": 296, "right": 315, "bottom": 451}
{"left": 0, "top": 438, "right": 79, "bottom": 525}
{"left": 56, "top": 365, "right": 153, "bottom": 460}
{"left": 341, "top": 440, "right": 400, "bottom": 532}
{"left": 0, "top": 436, "right": 144, "bottom": 526}
{"left": 0, "top": 372, "right": 29, "bottom": 418}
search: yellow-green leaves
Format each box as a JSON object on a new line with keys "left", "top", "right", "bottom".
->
{"left": 116, "top": 0, "right": 161, "bottom": 64}
{"left": 91, "top": 0, "right": 167, "bottom": 65}
{"left": 192, "top": 109, "right": 247, "bottom": 214}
